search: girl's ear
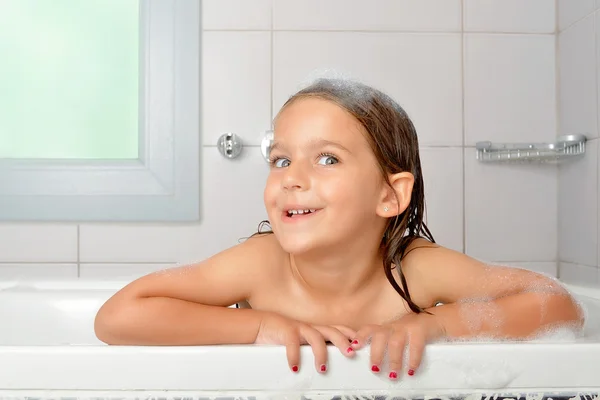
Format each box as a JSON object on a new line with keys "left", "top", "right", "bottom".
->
{"left": 377, "top": 172, "right": 414, "bottom": 218}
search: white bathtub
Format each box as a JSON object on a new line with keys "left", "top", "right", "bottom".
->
{"left": 0, "top": 280, "right": 599, "bottom": 399}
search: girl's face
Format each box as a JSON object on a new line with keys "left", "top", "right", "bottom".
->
{"left": 263, "top": 98, "right": 386, "bottom": 255}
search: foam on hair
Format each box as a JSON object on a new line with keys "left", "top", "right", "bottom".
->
{"left": 288, "top": 69, "right": 408, "bottom": 119}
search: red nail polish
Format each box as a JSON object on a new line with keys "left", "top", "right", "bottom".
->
{"left": 389, "top": 371, "right": 398, "bottom": 380}
{"left": 346, "top": 346, "right": 353, "bottom": 353}
{"left": 352, "top": 339, "right": 358, "bottom": 345}
{"left": 371, "top": 365, "right": 380, "bottom": 373}
{"left": 320, "top": 364, "right": 327, "bottom": 372}
{"left": 292, "top": 365, "right": 298, "bottom": 372}
{"left": 408, "top": 369, "right": 415, "bottom": 376}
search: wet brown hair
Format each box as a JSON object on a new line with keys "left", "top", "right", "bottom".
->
{"left": 251, "top": 78, "right": 435, "bottom": 314}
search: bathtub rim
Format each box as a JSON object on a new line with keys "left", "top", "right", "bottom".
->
{"left": 0, "top": 280, "right": 599, "bottom": 391}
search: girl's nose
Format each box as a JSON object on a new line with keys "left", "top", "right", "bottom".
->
{"left": 281, "top": 162, "right": 309, "bottom": 191}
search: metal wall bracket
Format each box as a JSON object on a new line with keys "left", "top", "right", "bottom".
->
{"left": 217, "top": 133, "right": 243, "bottom": 159}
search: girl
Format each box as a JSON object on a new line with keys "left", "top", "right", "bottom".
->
{"left": 94, "top": 78, "right": 583, "bottom": 380}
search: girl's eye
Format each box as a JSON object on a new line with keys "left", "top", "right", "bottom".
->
{"left": 317, "top": 154, "right": 339, "bottom": 165}
{"left": 270, "top": 157, "right": 290, "bottom": 168}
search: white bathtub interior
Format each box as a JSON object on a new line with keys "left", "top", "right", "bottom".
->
{"left": 0, "top": 279, "right": 599, "bottom": 395}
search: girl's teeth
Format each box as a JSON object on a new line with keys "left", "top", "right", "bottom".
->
{"left": 288, "top": 209, "right": 317, "bottom": 216}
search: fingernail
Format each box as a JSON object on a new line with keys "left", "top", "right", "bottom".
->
{"left": 351, "top": 339, "right": 359, "bottom": 345}
{"left": 389, "top": 371, "right": 398, "bottom": 380}
{"left": 371, "top": 365, "right": 380, "bottom": 373}
{"left": 346, "top": 346, "right": 354, "bottom": 353}
{"left": 291, "top": 365, "right": 298, "bottom": 373}
{"left": 408, "top": 369, "right": 415, "bottom": 376}
{"left": 320, "top": 364, "right": 327, "bottom": 373}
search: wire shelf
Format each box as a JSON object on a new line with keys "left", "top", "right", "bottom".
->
{"left": 475, "top": 134, "right": 587, "bottom": 163}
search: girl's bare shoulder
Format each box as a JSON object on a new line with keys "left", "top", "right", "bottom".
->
{"left": 241, "top": 233, "right": 289, "bottom": 276}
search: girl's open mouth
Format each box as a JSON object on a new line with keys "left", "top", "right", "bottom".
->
{"left": 282, "top": 208, "right": 322, "bottom": 221}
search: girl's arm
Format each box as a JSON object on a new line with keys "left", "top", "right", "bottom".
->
{"left": 94, "top": 234, "right": 275, "bottom": 345}
{"left": 404, "top": 243, "right": 584, "bottom": 340}
{"left": 428, "top": 289, "right": 581, "bottom": 339}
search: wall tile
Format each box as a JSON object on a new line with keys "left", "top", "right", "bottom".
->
{"left": 559, "top": 14, "right": 598, "bottom": 139}
{"left": 465, "top": 156, "right": 557, "bottom": 262}
{"left": 202, "top": 32, "right": 272, "bottom": 146}
{"left": 487, "top": 261, "right": 558, "bottom": 277}
{"left": 0, "top": 224, "right": 77, "bottom": 263}
{"left": 559, "top": 140, "right": 597, "bottom": 266}
{"left": 419, "top": 148, "right": 463, "bottom": 252}
{"left": 273, "top": 32, "right": 463, "bottom": 146}
{"left": 464, "top": 34, "right": 556, "bottom": 145}
{"left": 79, "top": 264, "right": 173, "bottom": 281}
{"left": 464, "top": 0, "right": 556, "bottom": 33}
{"left": 597, "top": 11, "right": 600, "bottom": 138}
{"left": 558, "top": 0, "right": 595, "bottom": 31}
{"left": 80, "top": 148, "right": 269, "bottom": 264}
{"left": 273, "top": 0, "right": 461, "bottom": 32}
{"left": 202, "top": 0, "right": 272, "bottom": 30}
{"left": 0, "top": 264, "right": 77, "bottom": 280}
{"left": 559, "top": 262, "right": 599, "bottom": 285}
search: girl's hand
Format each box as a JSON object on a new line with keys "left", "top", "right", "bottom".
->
{"left": 350, "top": 312, "right": 446, "bottom": 379}
{"left": 255, "top": 312, "right": 357, "bottom": 373}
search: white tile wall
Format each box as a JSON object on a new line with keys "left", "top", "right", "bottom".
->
{"left": 488, "top": 261, "right": 558, "bottom": 278}
{"left": 273, "top": 32, "right": 463, "bottom": 146}
{"left": 419, "top": 148, "right": 463, "bottom": 252}
{"left": 558, "top": 140, "right": 598, "bottom": 266}
{"left": 559, "top": 262, "right": 599, "bottom": 284}
{"left": 272, "top": 0, "right": 461, "bottom": 32}
{"left": 2, "top": 1, "right": 570, "bottom": 281}
{"left": 464, "top": 0, "right": 556, "bottom": 33}
{"left": 0, "top": 264, "right": 77, "bottom": 280}
{"left": 558, "top": 0, "right": 595, "bottom": 31}
{"left": 464, "top": 34, "right": 556, "bottom": 145}
{"left": 202, "top": 0, "right": 272, "bottom": 31}
{"left": 597, "top": 12, "right": 600, "bottom": 137}
{"left": 202, "top": 32, "right": 272, "bottom": 146}
{"left": 465, "top": 157, "right": 557, "bottom": 262}
{"left": 0, "top": 225, "right": 77, "bottom": 263}
{"left": 557, "top": 6, "right": 600, "bottom": 282}
{"left": 558, "top": 14, "right": 598, "bottom": 139}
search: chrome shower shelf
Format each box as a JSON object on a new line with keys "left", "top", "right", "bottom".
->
{"left": 475, "top": 134, "right": 587, "bottom": 163}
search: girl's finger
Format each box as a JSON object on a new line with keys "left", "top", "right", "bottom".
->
{"left": 285, "top": 332, "right": 301, "bottom": 373}
{"left": 406, "top": 331, "right": 426, "bottom": 376}
{"left": 387, "top": 329, "right": 407, "bottom": 380}
{"left": 352, "top": 324, "right": 378, "bottom": 350}
{"left": 300, "top": 325, "right": 329, "bottom": 374}
{"left": 368, "top": 329, "right": 389, "bottom": 374}
{"left": 331, "top": 325, "right": 357, "bottom": 341}
{"left": 314, "top": 325, "right": 355, "bottom": 358}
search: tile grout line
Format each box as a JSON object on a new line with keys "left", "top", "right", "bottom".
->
{"left": 461, "top": 0, "right": 467, "bottom": 255}
{"left": 595, "top": 11, "right": 600, "bottom": 271}
{"left": 558, "top": 7, "right": 598, "bottom": 33}
{"left": 555, "top": 0, "right": 561, "bottom": 278}
{"left": 270, "top": 0, "right": 274, "bottom": 127}
{"left": 202, "top": 29, "right": 555, "bottom": 35}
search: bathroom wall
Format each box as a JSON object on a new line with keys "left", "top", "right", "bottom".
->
{"left": 0, "top": 0, "right": 560, "bottom": 281}
{"left": 558, "top": 1, "right": 600, "bottom": 285}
